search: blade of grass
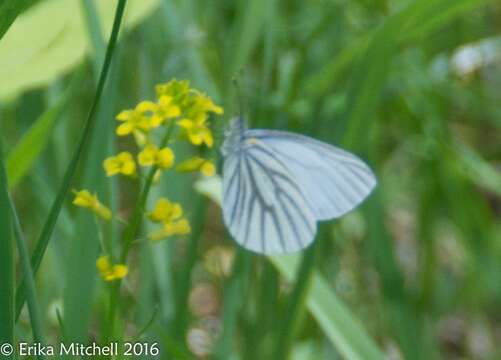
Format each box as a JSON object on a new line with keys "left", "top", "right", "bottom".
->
{"left": 271, "top": 255, "right": 385, "bottom": 360}
{"left": 213, "top": 250, "right": 251, "bottom": 358}
{"left": 63, "top": 0, "right": 118, "bottom": 343}
{"left": 153, "top": 325, "right": 193, "bottom": 360}
{"left": 454, "top": 141, "right": 501, "bottom": 197}
{"left": 9, "top": 194, "right": 45, "bottom": 359}
{"left": 340, "top": 2, "right": 422, "bottom": 147}
{"left": 0, "top": 0, "right": 38, "bottom": 40}
{"left": 364, "top": 192, "right": 424, "bottom": 359}
{"left": 403, "top": 0, "right": 496, "bottom": 42}
{"left": 56, "top": 308, "right": 67, "bottom": 343}
{"left": 340, "top": 0, "right": 491, "bottom": 147}
{"left": 0, "top": 142, "right": 14, "bottom": 357}
{"left": 306, "top": 0, "right": 496, "bottom": 100}
{"left": 336, "top": 1, "right": 497, "bottom": 355}
{"left": 15, "top": 0, "right": 127, "bottom": 320}
{"left": 172, "top": 196, "right": 208, "bottom": 343}
{"left": 274, "top": 242, "right": 317, "bottom": 359}
{"left": 6, "top": 71, "right": 82, "bottom": 188}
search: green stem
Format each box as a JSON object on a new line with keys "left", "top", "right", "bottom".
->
{"left": 0, "top": 143, "right": 14, "bottom": 358}
{"left": 9, "top": 195, "right": 45, "bottom": 360}
{"left": 213, "top": 250, "right": 251, "bottom": 358}
{"left": 172, "top": 196, "right": 208, "bottom": 341}
{"left": 120, "top": 123, "right": 176, "bottom": 263}
{"left": 108, "top": 122, "right": 176, "bottom": 342}
{"left": 274, "top": 242, "right": 317, "bottom": 359}
{"left": 14, "top": 0, "right": 127, "bottom": 320}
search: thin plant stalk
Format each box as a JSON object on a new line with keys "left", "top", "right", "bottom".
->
{"left": 14, "top": 0, "right": 128, "bottom": 320}
{"left": 172, "top": 196, "right": 208, "bottom": 341}
{"left": 108, "top": 122, "right": 176, "bottom": 341}
{"left": 274, "top": 242, "right": 317, "bottom": 359}
{"left": 9, "top": 195, "right": 45, "bottom": 359}
{"left": 0, "top": 143, "right": 14, "bottom": 355}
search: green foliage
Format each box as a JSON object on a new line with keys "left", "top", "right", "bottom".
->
{"left": 7, "top": 89, "right": 68, "bottom": 187}
{"left": 0, "top": 142, "right": 14, "bottom": 354}
{"left": 1, "top": 0, "right": 500, "bottom": 359}
{"left": 0, "top": 0, "right": 158, "bottom": 100}
{"left": 0, "top": 0, "right": 37, "bottom": 40}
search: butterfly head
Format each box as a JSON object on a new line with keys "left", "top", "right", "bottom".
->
{"left": 221, "top": 117, "right": 247, "bottom": 157}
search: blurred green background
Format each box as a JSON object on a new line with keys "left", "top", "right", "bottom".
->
{"left": 1, "top": 0, "right": 500, "bottom": 359}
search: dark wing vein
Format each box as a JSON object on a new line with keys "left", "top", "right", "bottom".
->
{"left": 244, "top": 156, "right": 286, "bottom": 253}
{"left": 246, "top": 152, "right": 314, "bottom": 235}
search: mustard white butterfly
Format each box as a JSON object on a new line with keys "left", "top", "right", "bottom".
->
{"left": 221, "top": 117, "right": 376, "bottom": 254}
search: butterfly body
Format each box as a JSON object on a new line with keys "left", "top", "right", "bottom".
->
{"left": 221, "top": 117, "right": 376, "bottom": 255}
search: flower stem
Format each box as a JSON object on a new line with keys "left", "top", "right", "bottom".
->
{"left": 107, "top": 122, "right": 176, "bottom": 342}
{"left": 120, "top": 122, "right": 175, "bottom": 262}
{"left": 10, "top": 195, "right": 46, "bottom": 349}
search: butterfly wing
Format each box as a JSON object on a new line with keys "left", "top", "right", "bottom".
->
{"left": 222, "top": 140, "right": 317, "bottom": 254}
{"left": 245, "top": 130, "right": 377, "bottom": 221}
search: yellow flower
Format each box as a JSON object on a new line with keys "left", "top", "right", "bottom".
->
{"left": 115, "top": 101, "right": 156, "bottom": 136}
{"left": 155, "top": 80, "right": 223, "bottom": 120}
{"left": 138, "top": 144, "right": 175, "bottom": 169}
{"left": 163, "top": 218, "right": 191, "bottom": 236}
{"left": 149, "top": 219, "right": 191, "bottom": 241}
{"left": 176, "top": 157, "right": 215, "bottom": 176}
{"left": 147, "top": 197, "right": 191, "bottom": 240}
{"left": 96, "top": 256, "right": 128, "bottom": 281}
{"left": 194, "top": 93, "right": 224, "bottom": 115}
{"left": 148, "top": 197, "right": 183, "bottom": 223}
{"left": 201, "top": 161, "right": 215, "bottom": 176}
{"left": 155, "top": 79, "right": 190, "bottom": 100}
{"left": 177, "top": 117, "right": 214, "bottom": 147}
{"left": 149, "top": 95, "right": 181, "bottom": 127}
{"left": 72, "top": 189, "right": 112, "bottom": 220}
{"left": 103, "top": 152, "right": 136, "bottom": 177}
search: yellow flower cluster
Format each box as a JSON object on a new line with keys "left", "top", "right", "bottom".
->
{"left": 103, "top": 152, "right": 136, "bottom": 177}
{"left": 72, "top": 190, "right": 111, "bottom": 220}
{"left": 148, "top": 197, "right": 191, "bottom": 241}
{"left": 96, "top": 256, "right": 128, "bottom": 282}
{"left": 138, "top": 145, "right": 174, "bottom": 169}
{"left": 100, "top": 79, "right": 222, "bottom": 179}
{"left": 72, "top": 79, "right": 223, "bottom": 282}
{"left": 156, "top": 80, "right": 223, "bottom": 148}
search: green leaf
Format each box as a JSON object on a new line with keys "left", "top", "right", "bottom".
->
{"left": 195, "top": 176, "right": 385, "bottom": 360}
{"left": 6, "top": 96, "right": 66, "bottom": 188}
{"left": 271, "top": 256, "right": 385, "bottom": 360}
{"left": 454, "top": 142, "right": 501, "bottom": 197}
{"left": 341, "top": 0, "right": 436, "bottom": 147}
{"left": 0, "top": 141, "right": 14, "bottom": 353}
{"left": 0, "top": 0, "right": 37, "bottom": 40}
{"left": 0, "top": 0, "right": 159, "bottom": 100}
{"left": 306, "top": 0, "right": 497, "bottom": 104}
{"left": 10, "top": 196, "right": 46, "bottom": 355}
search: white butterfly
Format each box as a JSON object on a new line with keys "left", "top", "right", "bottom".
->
{"left": 221, "top": 117, "right": 377, "bottom": 255}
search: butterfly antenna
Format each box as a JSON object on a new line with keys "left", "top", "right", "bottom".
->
{"left": 232, "top": 77, "right": 245, "bottom": 118}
